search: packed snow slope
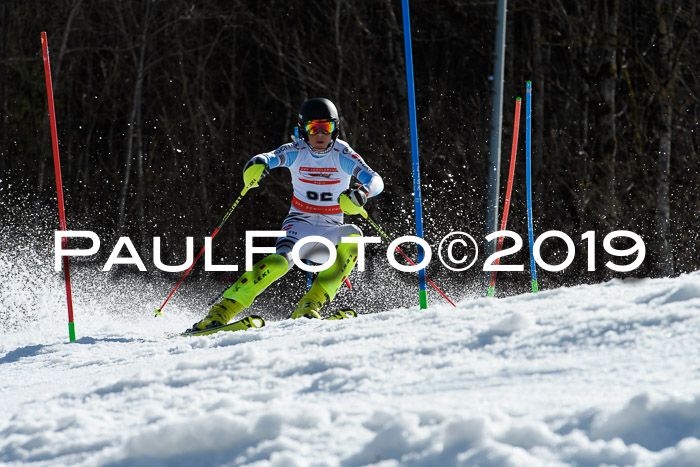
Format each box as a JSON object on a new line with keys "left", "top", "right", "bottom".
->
{"left": 1, "top": 263, "right": 700, "bottom": 466}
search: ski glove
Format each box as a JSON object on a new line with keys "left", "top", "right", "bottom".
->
{"left": 243, "top": 157, "right": 269, "bottom": 182}
{"left": 341, "top": 183, "right": 369, "bottom": 207}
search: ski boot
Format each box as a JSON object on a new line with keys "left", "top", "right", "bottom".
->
{"left": 192, "top": 254, "right": 288, "bottom": 330}
{"left": 291, "top": 235, "right": 359, "bottom": 319}
{"left": 193, "top": 299, "right": 246, "bottom": 330}
{"left": 291, "top": 281, "right": 327, "bottom": 319}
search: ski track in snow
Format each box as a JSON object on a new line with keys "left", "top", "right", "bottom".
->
{"left": 1, "top": 251, "right": 700, "bottom": 466}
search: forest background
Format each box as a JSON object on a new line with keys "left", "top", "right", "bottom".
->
{"left": 1, "top": 0, "right": 698, "bottom": 304}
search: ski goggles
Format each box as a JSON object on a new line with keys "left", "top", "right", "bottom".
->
{"left": 304, "top": 120, "right": 336, "bottom": 136}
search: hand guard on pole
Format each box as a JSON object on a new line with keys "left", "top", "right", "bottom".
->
{"left": 347, "top": 183, "right": 369, "bottom": 206}
{"left": 339, "top": 183, "right": 369, "bottom": 216}
{"left": 242, "top": 159, "right": 269, "bottom": 193}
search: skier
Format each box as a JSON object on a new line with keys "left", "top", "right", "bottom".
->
{"left": 190, "top": 98, "right": 383, "bottom": 331}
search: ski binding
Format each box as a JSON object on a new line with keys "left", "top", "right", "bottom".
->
{"left": 180, "top": 315, "right": 265, "bottom": 337}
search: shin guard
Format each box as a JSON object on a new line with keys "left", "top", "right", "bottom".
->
{"left": 315, "top": 234, "right": 360, "bottom": 301}
{"left": 223, "top": 254, "right": 288, "bottom": 307}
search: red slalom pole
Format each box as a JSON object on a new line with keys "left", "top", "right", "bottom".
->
{"left": 41, "top": 32, "right": 76, "bottom": 341}
{"left": 487, "top": 97, "right": 522, "bottom": 297}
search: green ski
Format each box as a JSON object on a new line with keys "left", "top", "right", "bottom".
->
{"left": 180, "top": 315, "right": 265, "bottom": 337}
{"left": 325, "top": 308, "right": 357, "bottom": 320}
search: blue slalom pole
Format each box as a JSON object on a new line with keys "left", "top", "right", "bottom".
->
{"left": 526, "top": 81, "right": 538, "bottom": 293}
{"left": 305, "top": 261, "right": 313, "bottom": 290}
{"left": 401, "top": 0, "right": 428, "bottom": 309}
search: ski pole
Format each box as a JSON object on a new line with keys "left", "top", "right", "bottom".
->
{"left": 487, "top": 97, "right": 522, "bottom": 297}
{"left": 339, "top": 197, "right": 456, "bottom": 307}
{"left": 155, "top": 164, "right": 266, "bottom": 316}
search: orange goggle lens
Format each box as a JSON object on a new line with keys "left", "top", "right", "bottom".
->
{"left": 305, "top": 120, "right": 336, "bottom": 135}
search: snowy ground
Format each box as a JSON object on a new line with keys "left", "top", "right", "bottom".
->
{"left": 2, "top": 249, "right": 700, "bottom": 466}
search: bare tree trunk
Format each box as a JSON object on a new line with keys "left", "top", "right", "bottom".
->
{"left": 382, "top": 0, "right": 408, "bottom": 170}
{"left": 654, "top": 0, "right": 674, "bottom": 276}
{"left": 333, "top": 0, "right": 344, "bottom": 104}
{"left": 136, "top": 79, "right": 146, "bottom": 248}
{"left": 532, "top": 12, "right": 545, "bottom": 202}
{"left": 54, "top": 0, "right": 84, "bottom": 79}
{"left": 0, "top": 2, "right": 6, "bottom": 176}
{"left": 594, "top": 0, "right": 619, "bottom": 226}
{"left": 36, "top": 0, "right": 84, "bottom": 196}
{"left": 118, "top": 0, "right": 151, "bottom": 236}
{"left": 578, "top": 6, "right": 593, "bottom": 219}
{"left": 78, "top": 115, "right": 97, "bottom": 217}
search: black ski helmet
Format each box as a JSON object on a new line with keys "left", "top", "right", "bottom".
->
{"left": 298, "top": 97, "right": 340, "bottom": 144}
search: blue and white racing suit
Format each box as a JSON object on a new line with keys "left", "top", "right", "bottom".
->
{"left": 249, "top": 138, "right": 383, "bottom": 268}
